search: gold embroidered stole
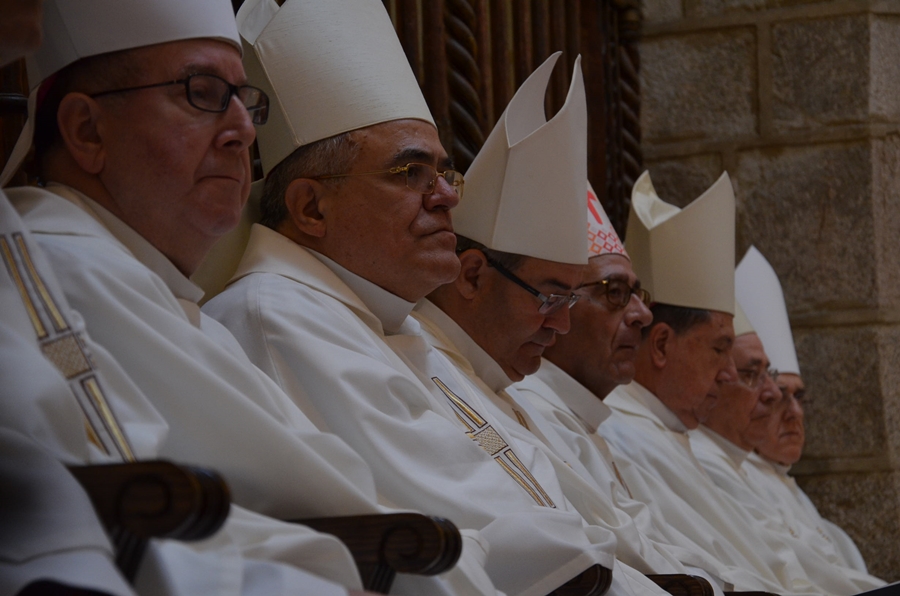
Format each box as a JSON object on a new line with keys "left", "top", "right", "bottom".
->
{"left": 2, "top": 231, "right": 134, "bottom": 461}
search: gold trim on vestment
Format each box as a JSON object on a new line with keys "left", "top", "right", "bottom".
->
{"left": 83, "top": 376, "right": 135, "bottom": 462}
{"left": 433, "top": 377, "right": 486, "bottom": 426}
{"left": 15, "top": 234, "right": 67, "bottom": 332}
{"left": 1, "top": 236, "right": 47, "bottom": 338}
{"left": 506, "top": 449, "right": 555, "bottom": 507}
{"left": 496, "top": 457, "right": 547, "bottom": 506}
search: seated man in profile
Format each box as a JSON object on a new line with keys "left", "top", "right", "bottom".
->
{"left": 0, "top": 2, "right": 380, "bottom": 595}
{"left": 690, "top": 302, "right": 885, "bottom": 593}
{"left": 735, "top": 246, "right": 884, "bottom": 583}
{"left": 204, "top": 2, "right": 612, "bottom": 595}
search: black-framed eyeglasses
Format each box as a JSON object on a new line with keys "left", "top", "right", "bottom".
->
{"left": 579, "top": 278, "right": 652, "bottom": 309}
{"left": 90, "top": 73, "right": 270, "bottom": 125}
{"left": 314, "top": 162, "right": 464, "bottom": 198}
{"left": 483, "top": 254, "right": 580, "bottom": 315}
{"left": 735, "top": 366, "right": 779, "bottom": 390}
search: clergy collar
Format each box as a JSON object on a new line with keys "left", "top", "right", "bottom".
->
{"left": 749, "top": 450, "right": 792, "bottom": 476}
{"left": 695, "top": 425, "right": 750, "bottom": 468}
{"left": 415, "top": 299, "right": 513, "bottom": 392}
{"left": 535, "top": 358, "right": 610, "bottom": 433}
{"left": 46, "top": 183, "right": 204, "bottom": 304}
{"left": 310, "top": 251, "right": 415, "bottom": 335}
{"left": 623, "top": 381, "right": 689, "bottom": 433}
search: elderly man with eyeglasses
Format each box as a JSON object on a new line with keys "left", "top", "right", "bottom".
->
{"left": 203, "top": 3, "right": 623, "bottom": 595}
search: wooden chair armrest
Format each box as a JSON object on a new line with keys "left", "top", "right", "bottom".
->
{"left": 547, "top": 564, "right": 613, "bottom": 596}
{"left": 647, "top": 574, "right": 715, "bottom": 596}
{"left": 69, "top": 460, "right": 231, "bottom": 581}
{"left": 293, "top": 513, "right": 462, "bottom": 594}
{"left": 0, "top": 93, "right": 28, "bottom": 116}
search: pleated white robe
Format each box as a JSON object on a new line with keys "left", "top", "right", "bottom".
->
{"left": 690, "top": 426, "right": 885, "bottom": 594}
{"left": 205, "top": 224, "right": 615, "bottom": 596}
{"left": 600, "top": 382, "right": 824, "bottom": 595}
{"left": 515, "top": 358, "right": 787, "bottom": 592}
{"left": 745, "top": 452, "right": 869, "bottom": 574}
{"left": 404, "top": 299, "right": 690, "bottom": 596}
{"left": 7, "top": 183, "right": 403, "bottom": 595}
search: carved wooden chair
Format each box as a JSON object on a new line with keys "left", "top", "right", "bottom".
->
{"left": 69, "top": 461, "right": 462, "bottom": 593}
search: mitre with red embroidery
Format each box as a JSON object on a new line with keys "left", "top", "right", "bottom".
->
{"left": 586, "top": 181, "right": 628, "bottom": 259}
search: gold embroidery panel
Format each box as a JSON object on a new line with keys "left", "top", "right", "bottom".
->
{"left": 432, "top": 376, "right": 556, "bottom": 508}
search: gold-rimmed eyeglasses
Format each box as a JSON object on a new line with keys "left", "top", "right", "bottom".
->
{"left": 735, "top": 367, "right": 779, "bottom": 390}
{"left": 579, "top": 278, "right": 652, "bottom": 309}
{"left": 315, "top": 163, "right": 464, "bottom": 198}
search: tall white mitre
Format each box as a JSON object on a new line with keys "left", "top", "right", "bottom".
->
{"left": 0, "top": 0, "right": 240, "bottom": 186}
{"left": 587, "top": 181, "right": 628, "bottom": 259}
{"left": 454, "top": 52, "right": 589, "bottom": 265}
{"left": 736, "top": 246, "right": 801, "bottom": 374}
{"left": 624, "top": 171, "right": 736, "bottom": 314}
{"left": 237, "top": 0, "right": 435, "bottom": 176}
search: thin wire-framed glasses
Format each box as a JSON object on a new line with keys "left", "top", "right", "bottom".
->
{"left": 579, "top": 278, "right": 652, "bottom": 309}
{"left": 483, "top": 254, "right": 580, "bottom": 315}
{"left": 90, "top": 73, "right": 270, "bottom": 125}
{"left": 735, "top": 366, "right": 779, "bottom": 390}
{"left": 314, "top": 163, "right": 464, "bottom": 198}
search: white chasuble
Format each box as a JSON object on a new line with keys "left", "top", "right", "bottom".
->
{"left": 745, "top": 452, "right": 869, "bottom": 574}
{"left": 8, "top": 184, "right": 389, "bottom": 595}
{"left": 600, "top": 382, "right": 822, "bottom": 595}
{"left": 515, "top": 360, "right": 739, "bottom": 591}
{"left": 205, "top": 224, "right": 612, "bottom": 596}
{"left": 691, "top": 427, "right": 885, "bottom": 594}
{"left": 407, "top": 300, "right": 686, "bottom": 596}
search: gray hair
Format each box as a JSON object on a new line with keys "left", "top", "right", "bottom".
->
{"left": 259, "top": 132, "right": 360, "bottom": 229}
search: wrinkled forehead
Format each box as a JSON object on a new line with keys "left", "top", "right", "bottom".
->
{"left": 123, "top": 38, "right": 245, "bottom": 80}
{"left": 351, "top": 118, "right": 445, "bottom": 167}
{"left": 584, "top": 253, "right": 636, "bottom": 285}
{"left": 733, "top": 333, "right": 768, "bottom": 366}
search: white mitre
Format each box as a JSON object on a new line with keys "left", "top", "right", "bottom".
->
{"left": 454, "top": 52, "right": 588, "bottom": 265}
{"left": 736, "top": 246, "right": 801, "bottom": 375}
{"left": 237, "top": 0, "right": 435, "bottom": 176}
{"left": 733, "top": 300, "right": 755, "bottom": 337}
{"left": 0, "top": 0, "right": 240, "bottom": 186}
{"left": 587, "top": 181, "right": 627, "bottom": 259}
{"left": 624, "top": 171, "right": 736, "bottom": 315}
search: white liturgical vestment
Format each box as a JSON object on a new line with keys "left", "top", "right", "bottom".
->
{"left": 1, "top": 190, "right": 356, "bottom": 595}
{"left": 690, "top": 427, "right": 885, "bottom": 594}
{"left": 205, "top": 224, "right": 614, "bottom": 596}
{"left": 745, "top": 452, "right": 869, "bottom": 574}
{"left": 515, "top": 359, "right": 770, "bottom": 591}
{"left": 600, "top": 382, "right": 824, "bottom": 595}
{"left": 405, "top": 300, "right": 686, "bottom": 596}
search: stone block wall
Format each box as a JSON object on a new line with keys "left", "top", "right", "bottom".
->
{"left": 638, "top": 0, "right": 900, "bottom": 579}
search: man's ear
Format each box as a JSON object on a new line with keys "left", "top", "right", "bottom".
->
{"left": 56, "top": 93, "right": 106, "bottom": 174}
{"left": 283, "top": 178, "right": 327, "bottom": 238}
{"left": 648, "top": 323, "right": 673, "bottom": 369}
{"left": 455, "top": 249, "right": 489, "bottom": 300}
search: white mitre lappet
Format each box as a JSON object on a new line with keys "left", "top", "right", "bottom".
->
{"left": 587, "top": 181, "right": 628, "bottom": 259}
{"left": 0, "top": 0, "right": 241, "bottom": 186}
{"left": 624, "top": 171, "right": 736, "bottom": 314}
{"left": 735, "top": 246, "right": 801, "bottom": 375}
{"left": 454, "top": 52, "right": 589, "bottom": 265}
{"left": 195, "top": 0, "right": 436, "bottom": 297}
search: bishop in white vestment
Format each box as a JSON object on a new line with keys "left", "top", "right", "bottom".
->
{"left": 203, "top": 2, "right": 614, "bottom": 594}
